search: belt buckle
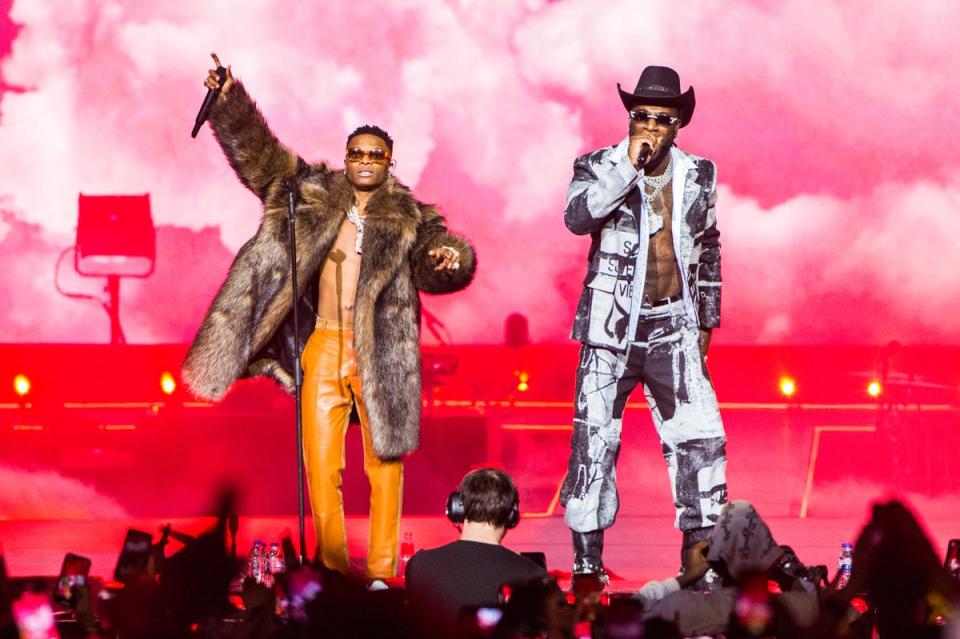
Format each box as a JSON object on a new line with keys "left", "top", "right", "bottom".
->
{"left": 643, "top": 294, "right": 682, "bottom": 310}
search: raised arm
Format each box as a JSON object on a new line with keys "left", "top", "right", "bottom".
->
{"left": 410, "top": 205, "right": 476, "bottom": 294}
{"left": 563, "top": 145, "right": 641, "bottom": 235}
{"left": 203, "top": 53, "right": 300, "bottom": 201}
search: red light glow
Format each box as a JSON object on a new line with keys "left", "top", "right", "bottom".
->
{"left": 779, "top": 377, "right": 797, "bottom": 398}
{"left": 516, "top": 371, "right": 530, "bottom": 393}
{"left": 160, "top": 372, "right": 177, "bottom": 395}
{"left": 13, "top": 374, "right": 30, "bottom": 397}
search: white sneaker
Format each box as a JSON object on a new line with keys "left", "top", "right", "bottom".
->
{"left": 367, "top": 579, "right": 389, "bottom": 591}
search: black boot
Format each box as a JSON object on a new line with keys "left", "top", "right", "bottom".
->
{"left": 572, "top": 530, "right": 607, "bottom": 592}
{"left": 768, "top": 545, "right": 827, "bottom": 593}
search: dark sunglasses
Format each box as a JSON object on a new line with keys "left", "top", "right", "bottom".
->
{"left": 345, "top": 147, "right": 391, "bottom": 164}
{"left": 629, "top": 110, "right": 680, "bottom": 126}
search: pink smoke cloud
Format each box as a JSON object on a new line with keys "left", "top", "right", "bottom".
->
{"left": 720, "top": 178, "right": 960, "bottom": 343}
{"left": 0, "top": 0, "right": 958, "bottom": 345}
{"left": 0, "top": 463, "right": 128, "bottom": 519}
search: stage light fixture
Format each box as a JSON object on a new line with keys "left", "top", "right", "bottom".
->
{"left": 516, "top": 370, "right": 530, "bottom": 393}
{"left": 13, "top": 374, "right": 31, "bottom": 397}
{"left": 778, "top": 377, "right": 797, "bottom": 398}
{"left": 160, "top": 371, "right": 177, "bottom": 395}
{"left": 76, "top": 194, "right": 155, "bottom": 277}
{"left": 867, "top": 380, "right": 883, "bottom": 398}
{"left": 74, "top": 194, "right": 156, "bottom": 344}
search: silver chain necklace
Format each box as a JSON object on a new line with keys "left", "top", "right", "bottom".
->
{"left": 642, "top": 152, "right": 674, "bottom": 198}
{"left": 642, "top": 152, "right": 673, "bottom": 235}
{"left": 346, "top": 205, "right": 364, "bottom": 254}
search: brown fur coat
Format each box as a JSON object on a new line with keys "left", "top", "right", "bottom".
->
{"left": 182, "top": 82, "right": 476, "bottom": 460}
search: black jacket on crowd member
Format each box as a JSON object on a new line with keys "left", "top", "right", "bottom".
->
{"left": 405, "top": 540, "right": 545, "bottom": 636}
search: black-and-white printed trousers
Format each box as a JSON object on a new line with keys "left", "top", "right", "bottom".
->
{"left": 561, "top": 303, "right": 728, "bottom": 533}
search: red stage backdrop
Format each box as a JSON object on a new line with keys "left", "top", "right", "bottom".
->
{"left": 1, "top": 0, "right": 959, "bottom": 345}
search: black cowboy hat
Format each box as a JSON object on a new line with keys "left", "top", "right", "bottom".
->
{"left": 617, "top": 65, "right": 696, "bottom": 127}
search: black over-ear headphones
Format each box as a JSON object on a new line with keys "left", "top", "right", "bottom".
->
{"left": 445, "top": 490, "right": 520, "bottom": 530}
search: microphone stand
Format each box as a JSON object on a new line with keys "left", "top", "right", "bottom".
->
{"left": 285, "top": 180, "right": 307, "bottom": 564}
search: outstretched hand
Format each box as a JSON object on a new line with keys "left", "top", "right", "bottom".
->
{"left": 203, "top": 52, "right": 234, "bottom": 99}
{"left": 429, "top": 246, "right": 461, "bottom": 271}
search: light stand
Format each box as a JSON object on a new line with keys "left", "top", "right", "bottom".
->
{"left": 74, "top": 194, "right": 155, "bottom": 344}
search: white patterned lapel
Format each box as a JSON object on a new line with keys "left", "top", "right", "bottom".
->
{"left": 672, "top": 147, "right": 700, "bottom": 220}
{"left": 608, "top": 137, "right": 642, "bottom": 230}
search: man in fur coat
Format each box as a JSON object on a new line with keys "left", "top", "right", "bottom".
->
{"left": 182, "top": 54, "right": 476, "bottom": 583}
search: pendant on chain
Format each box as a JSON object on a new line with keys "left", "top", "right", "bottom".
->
{"left": 346, "top": 205, "right": 364, "bottom": 254}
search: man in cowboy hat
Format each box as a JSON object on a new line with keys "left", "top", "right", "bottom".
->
{"left": 560, "top": 65, "right": 727, "bottom": 589}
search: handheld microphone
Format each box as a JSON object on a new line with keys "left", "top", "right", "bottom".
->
{"left": 638, "top": 142, "right": 652, "bottom": 165}
{"left": 191, "top": 66, "right": 227, "bottom": 138}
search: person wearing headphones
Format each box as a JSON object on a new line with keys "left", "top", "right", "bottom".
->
{"left": 405, "top": 468, "right": 546, "bottom": 634}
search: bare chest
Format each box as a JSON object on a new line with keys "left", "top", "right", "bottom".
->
{"left": 316, "top": 219, "right": 363, "bottom": 317}
{"left": 330, "top": 218, "right": 363, "bottom": 262}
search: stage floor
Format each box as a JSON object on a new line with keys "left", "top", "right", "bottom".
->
{"left": 3, "top": 345, "right": 958, "bottom": 592}
{"left": 2, "top": 512, "right": 956, "bottom": 592}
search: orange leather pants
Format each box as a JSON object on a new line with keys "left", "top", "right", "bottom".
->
{"left": 300, "top": 320, "right": 403, "bottom": 578}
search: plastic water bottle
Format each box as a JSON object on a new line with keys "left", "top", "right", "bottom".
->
{"left": 262, "top": 543, "right": 276, "bottom": 588}
{"left": 400, "top": 532, "right": 415, "bottom": 577}
{"left": 268, "top": 542, "right": 286, "bottom": 576}
{"left": 248, "top": 539, "right": 267, "bottom": 584}
{"left": 837, "top": 543, "right": 853, "bottom": 589}
{"left": 946, "top": 541, "right": 959, "bottom": 581}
